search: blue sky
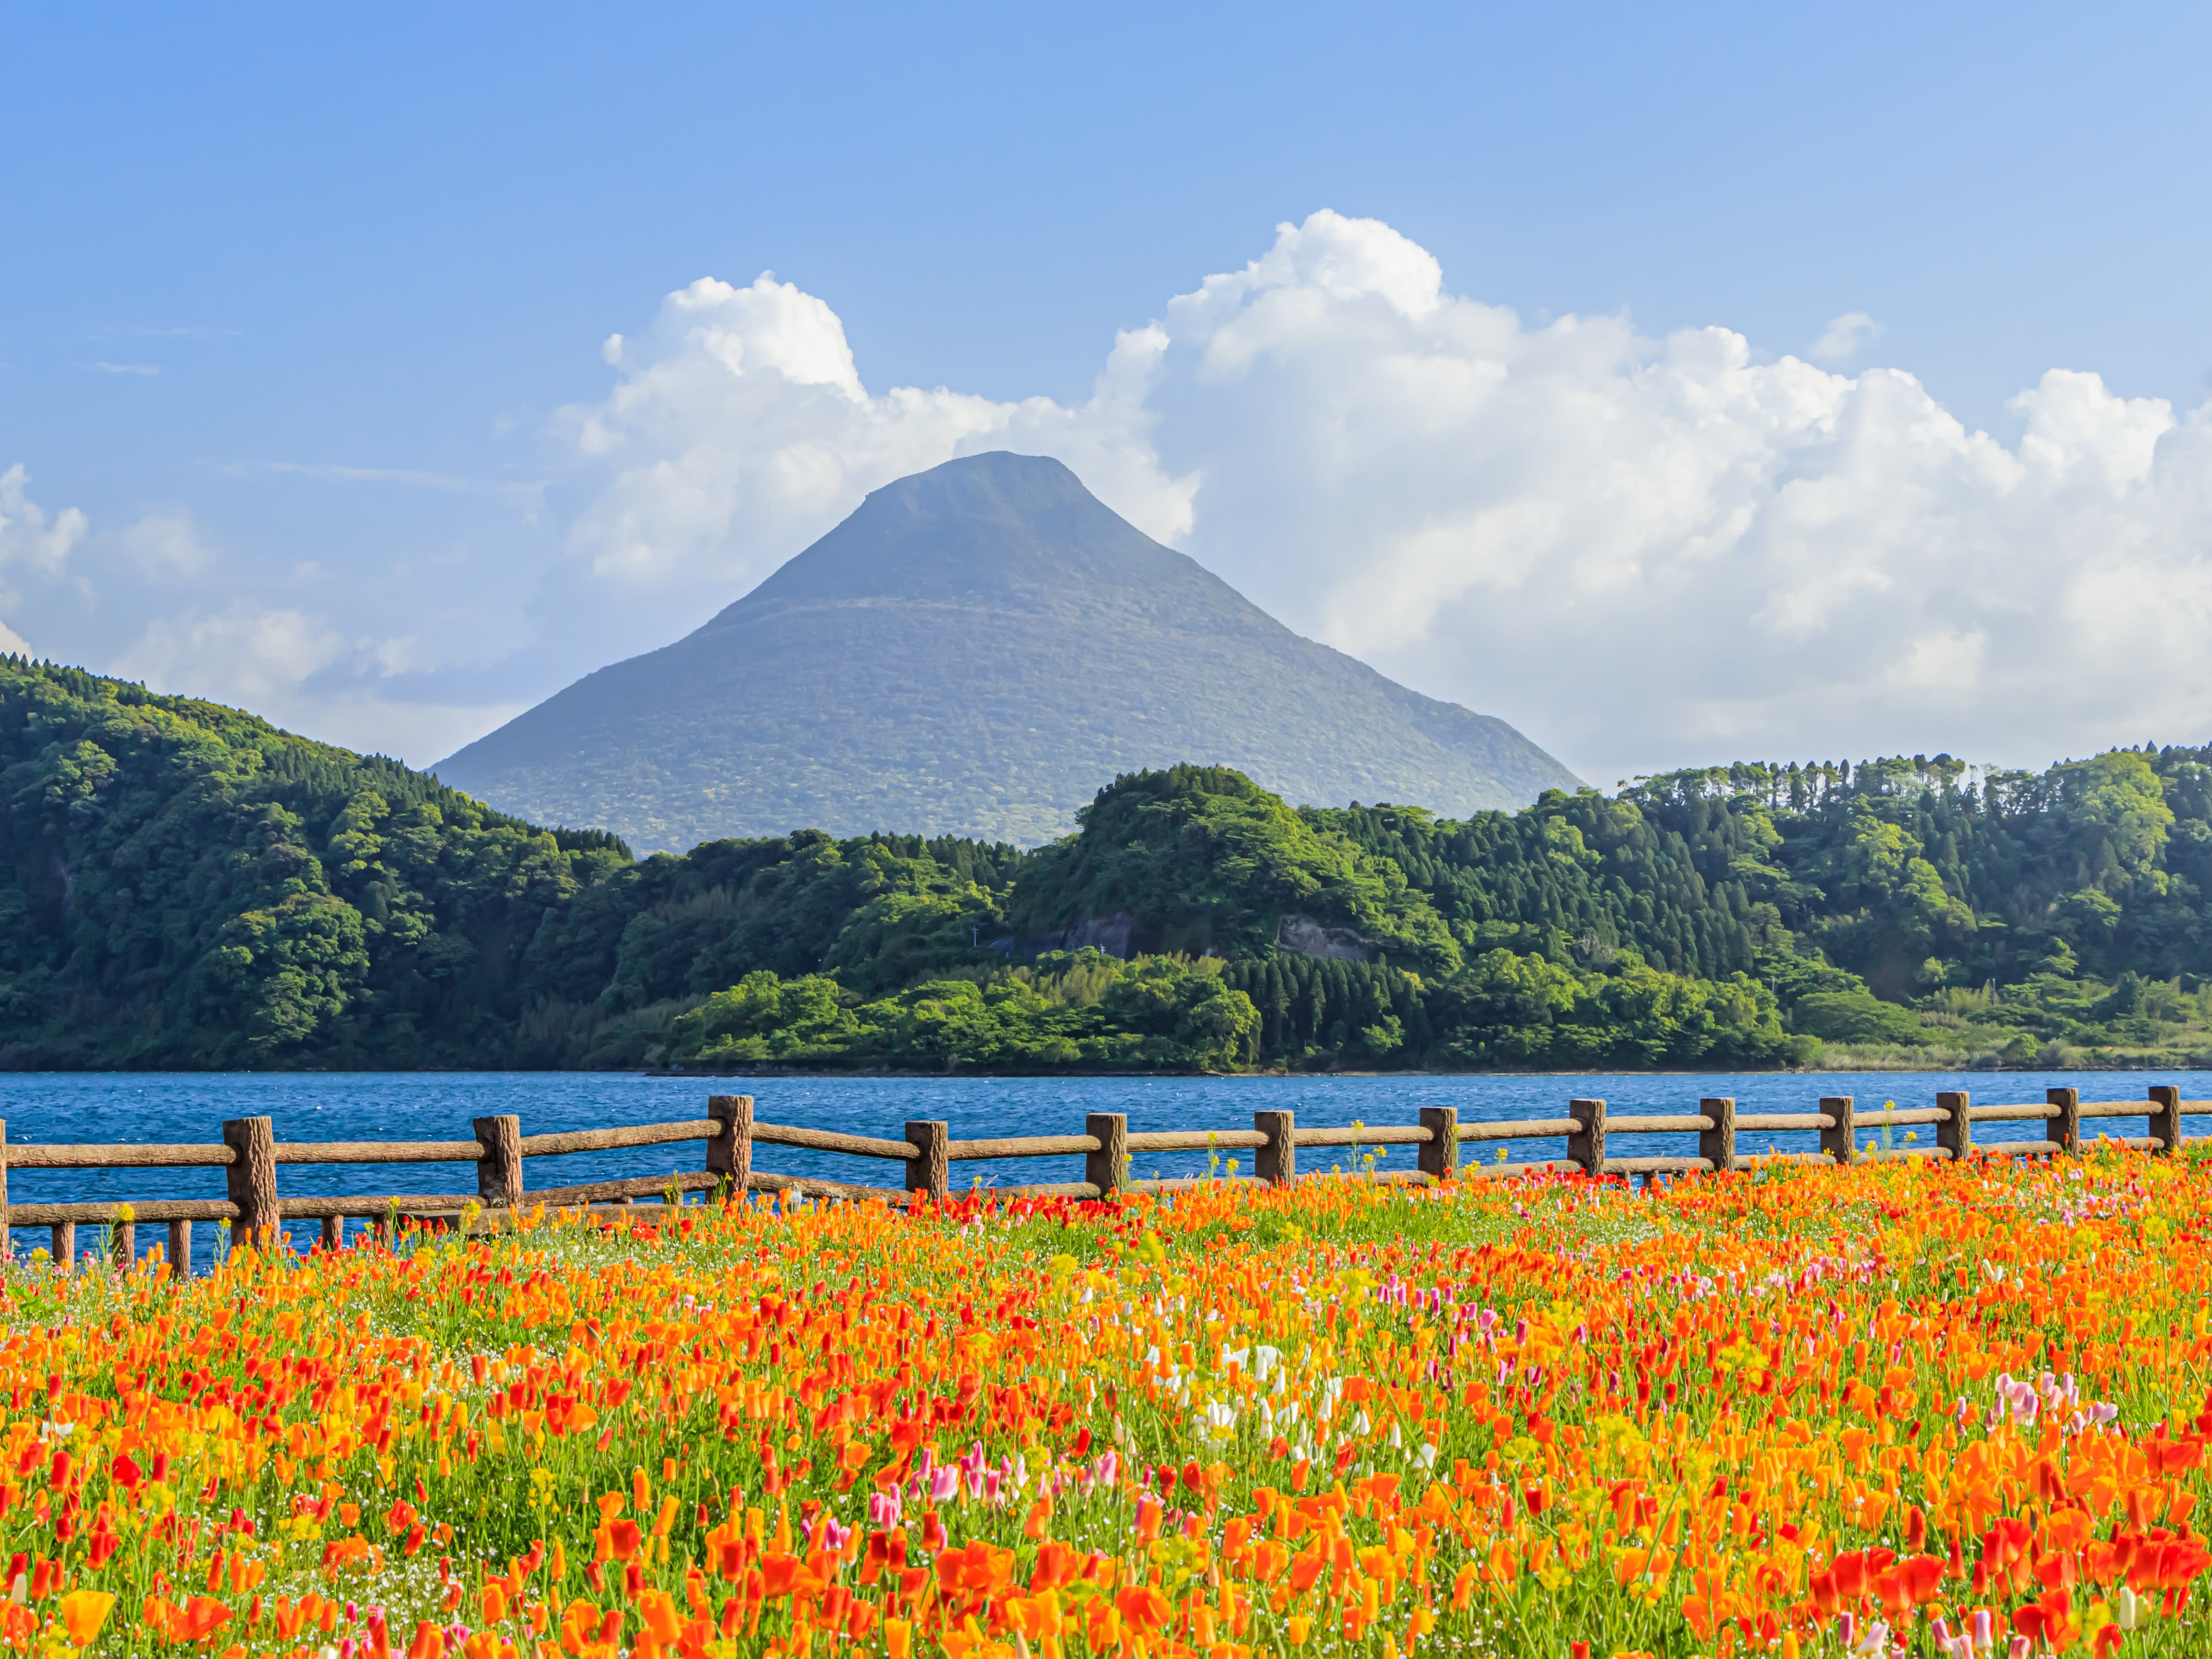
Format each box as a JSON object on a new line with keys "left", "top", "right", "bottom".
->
{"left": 4, "top": 2, "right": 2210, "bottom": 784}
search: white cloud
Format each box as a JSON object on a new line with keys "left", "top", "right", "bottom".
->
{"left": 0, "top": 464, "right": 86, "bottom": 609}
{"left": 1811, "top": 311, "right": 1883, "bottom": 362}
{"left": 0, "top": 460, "right": 529, "bottom": 768}
{"left": 26, "top": 214, "right": 2212, "bottom": 794}
{"left": 557, "top": 212, "right": 2212, "bottom": 785}
{"left": 81, "top": 361, "right": 160, "bottom": 376}
{"left": 111, "top": 509, "right": 217, "bottom": 578}
{"left": 108, "top": 602, "right": 521, "bottom": 766}
{"left": 114, "top": 604, "right": 348, "bottom": 709}
{"left": 558, "top": 273, "right": 1196, "bottom": 596}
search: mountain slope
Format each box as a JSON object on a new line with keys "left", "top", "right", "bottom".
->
{"left": 437, "top": 452, "right": 1580, "bottom": 850}
{"left": 0, "top": 655, "right": 634, "bottom": 1067}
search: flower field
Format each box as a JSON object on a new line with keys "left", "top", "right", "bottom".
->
{"left": 6, "top": 1148, "right": 2212, "bottom": 1659}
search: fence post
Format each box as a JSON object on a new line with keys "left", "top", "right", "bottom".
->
{"left": 707, "top": 1095, "right": 754, "bottom": 1195}
{"left": 168, "top": 1220, "right": 191, "bottom": 1277}
{"left": 51, "top": 1222, "right": 72, "bottom": 1273}
{"left": 0, "top": 1120, "right": 8, "bottom": 1242}
{"left": 2148, "top": 1085, "right": 2183, "bottom": 1156}
{"left": 1936, "top": 1091, "right": 1972, "bottom": 1163}
{"left": 1418, "top": 1106, "right": 1458, "bottom": 1185}
{"left": 223, "top": 1117, "right": 278, "bottom": 1248}
{"left": 475, "top": 1115, "right": 523, "bottom": 1211}
{"left": 1567, "top": 1098, "right": 1606, "bottom": 1177}
{"left": 1252, "top": 1110, "right": 1295, "bottom": 1187}
{"left": 1698, "top": 1097, "right": 1736, "bottom": 1175}
{"left": 906, "top": 1121, "right": 950, "bottom": 1206}
{"left": 1086, "top": 1114, "right": 1130, "bottom": 1198}
{"left": 1818, "top": 1096, "right": 1857, "bottom": 1166}
{"left": 112, "top": 1218, "right": 134, "bottom": 1273}
{"left": 320, "top": 1216, "right": 342, "bottom": 1253}
{"left": 2047, "top": 1086, "right": 2080, "bottom": 1156}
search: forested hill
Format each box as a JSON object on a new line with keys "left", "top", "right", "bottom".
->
{"left": 0, "top": 656, "right": 638, "bottom": 1066}
{"left": 8, "top": 651, "right": 2212, "bottom": 1071}
{"left": 1318, "top": 748, "right": 2212, "bottom": 996}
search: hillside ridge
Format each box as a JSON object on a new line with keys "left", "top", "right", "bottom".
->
{"left": 9, "top": 649, "right": 2212, "bottom": 1072}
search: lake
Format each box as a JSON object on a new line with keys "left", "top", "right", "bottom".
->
{"left": 4, "top": 1067, "right": 2204, "bottom": 1265}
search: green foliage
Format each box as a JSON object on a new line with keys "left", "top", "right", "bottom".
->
{"left": 1307, "top": 790, "right": 1783, "bottom": 981}
{"left": 663, "top": 951, "right": 1261, "bottom": 1072}
{"left": 1790, "top": 986, "right": 1926, "bottom": 1047}
{"left": 0, "top": 658, "right": 624, "bottom": 1066}
{"left": 0, "top": 660, "right": 1018, "bottom": 1067}
{"left": 1008, "top": 765, "right": 1460, "bottom": 972}
{"left": 1419, "top": 949, "right": 1804, "bottom": 1069}
{"left": 1215, "top": 955, "right": 1434, "bottom": 1067}
{"left": 15, "top": 652, "right": 2212, "bottom": 1073}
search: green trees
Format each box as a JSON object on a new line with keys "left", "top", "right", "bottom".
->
{"left": 660, "top": 952, "right": 1260, "bottom": 1072}
{"left": 13, "top": 650, "right": 2212, "bottom": 1073}
{"left": 1008, "top": 765, "right": 1460, "bottom": 973}
{"left": 1416, "top": 950, "right": 1800, "bottom": 1069}
{"left": 0, "top": 658, "right": 629, "bottom": 1066}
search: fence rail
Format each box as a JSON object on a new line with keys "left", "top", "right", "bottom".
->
{"left": 2, "top": 1086, "right": 2203, "bottom": 1274}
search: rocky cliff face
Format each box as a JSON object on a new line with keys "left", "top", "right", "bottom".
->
{"left": 1003, "top": 910, "right": 1372, "bottom": 966}
{"left": 1015, "top": 910, "right": 1142, "bottom": 959}
{"left": 1276, "top": 914, "right": 1372, "bottom": 962}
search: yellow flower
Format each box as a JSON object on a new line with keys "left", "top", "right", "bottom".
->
{"left": 58, "top": 1590, "right": 113, "bottom": 1647}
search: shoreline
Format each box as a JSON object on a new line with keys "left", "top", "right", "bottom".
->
{"left": 5, "top": 1058, "right": 2205, "bottom": 1079}
{"left": 661, "top": 1056, "right": 2209, "bottom": 1079}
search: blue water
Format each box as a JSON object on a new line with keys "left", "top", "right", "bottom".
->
{"left": 4, "top": 1068, "right": 2204, "bottom": 1267}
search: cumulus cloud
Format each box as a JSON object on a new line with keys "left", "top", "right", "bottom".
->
{"left": 1811, "top": 311, "right": 1883, "bottom": 362}
{"left": 1129, "top": 215, "right": 2212, "bottom": 780}
{"left": 111, "top": 509, "right": 218, "bottom": 578}
{"left": 0, "top": 458, "right": 525, "bottom": 766}
{"left": 0, "top": 464, "right": 86, "bottom": 609}
{"left": 17, "top": 215, "right": 2209, "bottom": 791}
{"left": 560, "top": 212, "right": 2212, "bottom": 784}
{"left": 108, "top": 602, "right": 522, "bottom": 765}
{"left": 113, "top": 604, "right": 348, "bottom": 709}
{"left": 559, "top": 273, "right": 1196, "bottom": 599}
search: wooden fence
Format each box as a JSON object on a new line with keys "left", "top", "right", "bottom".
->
{"left": 1, "top": 1085, "right": 2200, "bottom": 1273}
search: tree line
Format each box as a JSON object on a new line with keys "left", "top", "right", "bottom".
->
{"left": 6, "top": 654, "right": 2210, "bottom": 1072}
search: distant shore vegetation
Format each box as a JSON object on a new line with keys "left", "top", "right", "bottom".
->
{"left": 7, "top": 653, "right": 2212, "bottom": 1073}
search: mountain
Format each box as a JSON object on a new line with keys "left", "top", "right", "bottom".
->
{"left": 435, "top": 452, "right": 1580, "bottom": 850}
